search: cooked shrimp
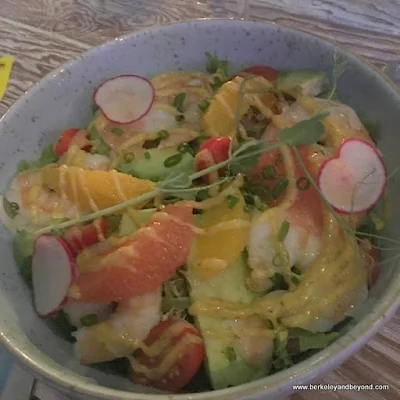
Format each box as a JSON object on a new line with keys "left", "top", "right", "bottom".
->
{"left": 297, "top": 96, "right": 372, "bottom": 148}
{"left": 74, "top": 287, "right": 162, "bottom": 364}
{"left": 59, "top": 145, "right": 110, "bottom": 171}
{"left": 248, "top": 198, "right": 322, "bottom": 292}
{"left": 1, "top": 170, "right": 79, "bottom": 229}
{"left": 229, "top": 316, "right": 274, "bottom": 368}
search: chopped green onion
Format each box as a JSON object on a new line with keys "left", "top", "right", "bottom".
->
{"left": 265, "top": 319, "right": 274, "bottom": 329}
{"left": 175, "top": 114, "right": 185, "bottom": 122}
{"left": 111, "top": 127, "right": 124, "bottom": 136}
{"left": 198, "top": 99, "right": 210, "bottom": 112}
{"left": 257, "top": 203, "right": 268, "bottom": 212}
{"left": 271, "top": 178, "right": 289, "bottom": 199}
{"left": 278, "top": 220, "right": 290, "bottom": 242}
{"left": 164, "top": 153, "right": 182, "bottom": 168}
{"left": 226, "top": 195, "right": 239, "bottom": 209}
{"left": 224, "top": 347, "right": 237, "bottom": 362}
{"left": 144, "top": 151, "right": 151, "bottom": 160}
{"left": 296, "top": 177, "right": 310, "bottom": 191}
{"left": 158, "top": 130, "right": 170, "bottom": 139}
{"left": 124, "top": 153, "right": 135, "bottom": 163}
{"left": 80, "top": 314, "right": 98, "bottom": 327}
{"left": 173, "top": 92, "right": 186, "bottom": 113}
{"left": 274, "top": 152, "right": 283, "bottom": 166}
{"left": 196, "top": 189, "right": 211, "bottom": 201}
{"left": 263, "top": 165, "right": 276, "bottom": 180}
{"left": 291, "top": 275, "right": 300, "bottom": 285}
{"left": 291, "top": 266, "right": 301, "bottom": 275}
{"left": 3, "top": 197, "right": 19, "bottom": 219}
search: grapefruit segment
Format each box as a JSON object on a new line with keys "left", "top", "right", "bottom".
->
{"left": 69, "top": 202, "right": 194, "bottom": 303}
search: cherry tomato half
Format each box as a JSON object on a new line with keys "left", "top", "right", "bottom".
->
{"left": 195, "top": 137, "right": 231, "bottom": 183}
{"left": 131, "top": 320, "right": 204, "bottom": 393}
{"left": 242, "top": 65, "right": 279, "bottom": 82}
{"left": 63, "top": 218, "right": 108, "bottom": 257}
{"left": 54, "top": 128, "right": 80, "bottom": 158}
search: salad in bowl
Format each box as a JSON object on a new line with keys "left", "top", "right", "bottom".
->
{"left": 0, "top": 51, "right": 391, "bottom": 393}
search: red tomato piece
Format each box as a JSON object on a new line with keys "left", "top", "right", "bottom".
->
{"left": 63, "top": 218, "right": 108, "bottom": 257}
{"left": 194, "top": 137, "right": 231, "bottom": 183}
{"left": 54, "top": 128, "right": 80, "bottom": 158}
{"left": 242, "top": 65, "right": 279, "bottom": 82}
{"left": 131, "top": 320, "right": 204, "bottom": 393}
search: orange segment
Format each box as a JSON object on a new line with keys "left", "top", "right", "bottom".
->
{"left": 42, "top": 165, "right": 155, "bottom": 212}
{"left": 189, "top": 194, "right": 250, "bottom": 280}
{"left": 202, "top": 76, "right": 272, "bottom": 137}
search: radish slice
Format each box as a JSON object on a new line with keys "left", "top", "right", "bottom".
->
{"left": 32, "top": 235, "right": 76, "bottom": 317}
{"left": 93, "top": 75, "right": 155, "bottom": 124}
{"left": 318, "top": 138, "right": 386, "bottom": 213}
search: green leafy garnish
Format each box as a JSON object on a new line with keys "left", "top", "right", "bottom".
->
{"left": 173, "top": 92, "right": 186, "bottom": 113}
{"left": 51, "top": 311, "right": 76, "bottom": 343}
{"left": 144, "top": 151, "right": 151, "bottom": 160}
{"left": 16, "top": 144, "right": 58, "bottom": 172}
{"left": 278, "top": 113, "right": 328, "bottom": 146}
{"left": 158, "top": 130, "right": 170, "bottom": 139}
{"left": 359, "top": 116, "right": 380, "bottom": 144}
{"left": 229, "top": 141, "right": 266, "bottom": 175}
{"left": 205, "top": 52, "right": 228, "bottom": 76}
{"left": 226, "top": 195, "right": 239, "bottom": 209}
{"left": 158, "top": 171, "right": 192, "bottom": 191}
{"left": 277, "top": 220, "right": 290, "bottom": 242}
{"left": 17, "top": 160, "right": 31, "bottom": 172}
{"left": 3, "top": 197, "right": 19, "bottom": 219}
{"left": 13, "top": 231, "right": 35, "bottom": 286}
{"left": 198, "top": 99, "right": 210, "bottom": 112}
{"left": 270, "top": 272, "right": 289, "bottom": 290}
{"left": 89, "top": 126, "right": 111, "bottom": 156}
{"left": 111, "top": 127, "right": 124, "bottom": 136}
{"left": 80, "top": 314, "right": 98, "bottom": 327}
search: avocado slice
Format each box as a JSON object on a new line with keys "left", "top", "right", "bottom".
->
{"left": 188, "top": 252, "right": 269, "bottom": 389}
{"left": 117, "top": 146, "right": 194, "bottom": 182}
{"left": 275, "top": 69, "right": 329, "bottom": 98}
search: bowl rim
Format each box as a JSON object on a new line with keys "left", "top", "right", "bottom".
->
{"left": 1, "top": 17, "right": 399, "bottom": 400}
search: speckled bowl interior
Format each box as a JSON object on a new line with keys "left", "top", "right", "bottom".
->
{"left": 0, "top": 19, "right": 399, "bottom": 400}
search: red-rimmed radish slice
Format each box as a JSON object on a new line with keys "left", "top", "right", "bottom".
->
{"left": 32, "top": 235, "right": 76, "bottom": 317}
{"left": 318, "top": 138, "right": 386, "bottom": 213}
{"left": 93, "top": 75, "right": 155, "bottom": 124}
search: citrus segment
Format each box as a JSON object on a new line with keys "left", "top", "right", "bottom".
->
{"left": 69, "top": 203, "right": 194, "bottom": 303}
{"left": 42, "top": 165, "right": 155, "bottom": 212}
{"left": 189, "top": 195, "right": 250, "bottom": 280}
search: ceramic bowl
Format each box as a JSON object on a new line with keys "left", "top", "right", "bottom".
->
{"left": 0, "top": 19, "right": 399, "bottom": 400}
